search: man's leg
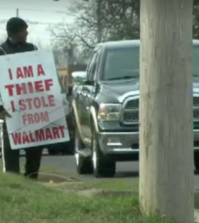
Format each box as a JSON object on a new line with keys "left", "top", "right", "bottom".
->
{"left": 1, "top": 123, "right": 20, "bottom": 173}
{"left": 24, "top": 146, "right": 43, "bottom": 179}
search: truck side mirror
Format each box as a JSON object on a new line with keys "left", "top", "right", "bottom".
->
{"left": 84, "top": 80, "right": 94, "bottom": 85}
{"left": 68, "top": 86, "right": 73, "bottom": 95}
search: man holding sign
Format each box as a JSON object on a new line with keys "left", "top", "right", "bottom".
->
{"left": 0, "top": 17, "right": 69, "bottom": 179}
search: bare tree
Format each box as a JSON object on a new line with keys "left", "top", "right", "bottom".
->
{"left": 49, "top": 0, "right": 140, "bottom": 60}
{"left": 139, "top": 0, "right": 193, "bottom": 222}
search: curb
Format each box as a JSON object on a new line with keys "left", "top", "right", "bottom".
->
{"left": 76, "top": 189, "right": 199, "bottom": 207}
{"left": 36, "top": 172, "right": 81, "bottom": 184}
{"left": 77, "top": 189, "right": 138, "bottom": 198}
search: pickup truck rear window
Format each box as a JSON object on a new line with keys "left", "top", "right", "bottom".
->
{"left": 102, "top": 45, "right": 199, "bottom": 80}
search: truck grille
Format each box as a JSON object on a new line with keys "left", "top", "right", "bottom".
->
{"left": 125, "top": 99, "right": 139, "bottom": 109}
{"left": 194, "top": 109, "right": 199, "bottom": 120}
{"left": 121, "top": 96, "right": 199, "bottom": 124}
{"left": 194, "top": 96, "right": 199, "bottom": 122}
{"left": 123, "top": 111, "right": 138, "bottom": 123}
{"left": 194, "top": 97, "right": 199, "bottom": 107}
{"left": 121, "top": 98, "right": 139, "bottom": 124}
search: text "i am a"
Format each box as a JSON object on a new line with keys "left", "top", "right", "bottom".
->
{"left": 8, "top": 64, "right": 45, "bottom": 80}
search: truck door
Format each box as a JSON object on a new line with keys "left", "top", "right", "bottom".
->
{"left": 79, "top": 51, "right": 97, "bottom": 143}
{"left": 84, "top": 51, "right": 100, "bottom": 145}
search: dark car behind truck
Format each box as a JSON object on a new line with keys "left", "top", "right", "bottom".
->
{"left": 72, "top": 39, "right": 199, "bottom": 178}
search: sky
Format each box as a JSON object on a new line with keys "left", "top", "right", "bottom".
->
{"left": 0, "top": 0, "right": 75, "bottom": 48}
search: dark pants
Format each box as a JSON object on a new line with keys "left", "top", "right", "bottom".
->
{"left": 2, "top": 123, "right": 43, "bottom": 179}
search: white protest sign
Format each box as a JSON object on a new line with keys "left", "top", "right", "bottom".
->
{"left": 0, "top": 49, "right": 69, "bottom": 149}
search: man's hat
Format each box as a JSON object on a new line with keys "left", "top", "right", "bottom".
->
{"left": 6, "top": 17, "right": 28, "bottom": 36}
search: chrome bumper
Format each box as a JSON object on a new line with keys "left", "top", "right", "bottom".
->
{"left": 98, "top": 132, "right": 139, "bottom": 155}
{"left": 98, "top": 130, "right": 199, "bottom": 155}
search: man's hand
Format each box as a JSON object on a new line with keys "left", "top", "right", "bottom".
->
{"left": 0, "top": 109, "right": 11, "bottom": 118}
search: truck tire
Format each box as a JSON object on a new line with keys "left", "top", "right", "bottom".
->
{"left": 194, "top": 151, "right": 199, "bottom": 170}
{"left": 92, "top": 129, "right": 116, "bottom": 178}
{"left": 75, "top": 129, "right": 93, "bottom": 174}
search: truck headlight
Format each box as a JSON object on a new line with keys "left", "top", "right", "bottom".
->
{"left": 97, "top": 103, "right": 121, "bottom": 121}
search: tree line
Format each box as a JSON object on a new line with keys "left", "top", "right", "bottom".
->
{"left": 50, "top": 0, "right": 199, "bottom": 62}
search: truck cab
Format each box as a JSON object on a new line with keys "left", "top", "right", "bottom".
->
{"left": 72, "top": 39, "right": 199, "bottom": 178}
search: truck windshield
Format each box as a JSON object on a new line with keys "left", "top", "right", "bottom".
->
{"left": 103, "top": 46, "right": 139, "bottom": 81}
{"left": 103, "top": 45, "right": 199, "bottom": 80}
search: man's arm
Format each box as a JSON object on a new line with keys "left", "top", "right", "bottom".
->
{"left": 33, "top": 44, "right": 37, "bottom": 50}
{"left": 0, "top": 92, "right": 11, "bottom": 118}
{"left": 0, "top": 99, "right": 4, "bottom": 113}
{"left": 0, "top": 47, "right": 5, "bottom": 113}
{"left": 0, "top": 46, "right": 11, "bottom": 118}
{"left": 0, "top": 46, "right": 6, "bottom": 56}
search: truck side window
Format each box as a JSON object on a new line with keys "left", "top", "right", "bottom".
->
{"left": 88, "top": 52, "right": 99, "bottom": 81}
{"left": 86, "top": 52, "right": 97, "bottom": 80}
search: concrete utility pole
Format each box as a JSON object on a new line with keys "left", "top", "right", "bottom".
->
{"left": 16, "top": 8, "right": 19, "bottom": 17}
{"left": 139, "top": 0, "right": 194, "bottom": 222}
{"left": 82, "top": 0, "right": 102, "bottom": 42}
{"left": 96, "top": 0, "right": 101, "bottom": 43}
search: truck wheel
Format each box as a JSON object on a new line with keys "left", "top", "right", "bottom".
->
{"left": 194, "top": 151, "right": 199, "bottom": 170}
{"left": 75, "top": 129, "right": 93, "bottom": 174}
{"left": 92, "top": 130, "right": 116, "bottom": 178}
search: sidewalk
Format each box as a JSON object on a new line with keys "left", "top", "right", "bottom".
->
{"left": 195, "top": 209, "right": 199, "bottom": 222}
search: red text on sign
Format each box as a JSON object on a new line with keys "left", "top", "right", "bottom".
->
{"left": 8, "top": 64, "right": 45, "bottom": 80}
{"left": 19, "top": 95, "right": 55, "bottom": 111}
{"left": 5, "top": 79, "right": 53, "bottom": 96}
{"left": 10, "top": 101, "right": 15, "bottom": 112}
{"left": 22, "top": 111, "right": 49, "bottom": 125}
{"left": 11, "top": 125, "right": 65, "bottom": 145}
{"left": 17, "top": 66, "right": 34, "bottom": 78}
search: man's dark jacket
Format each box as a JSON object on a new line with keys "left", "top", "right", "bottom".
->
{"left": 0, "top": 39, "right": 37, "bottom": 113}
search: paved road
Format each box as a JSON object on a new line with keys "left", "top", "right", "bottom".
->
{"left": 19, "top": 154, "right": 199, "bottom": 188}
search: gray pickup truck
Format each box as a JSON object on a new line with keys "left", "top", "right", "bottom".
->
{"left": 72, "top": 39, "right": 199, "bottom": 178}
